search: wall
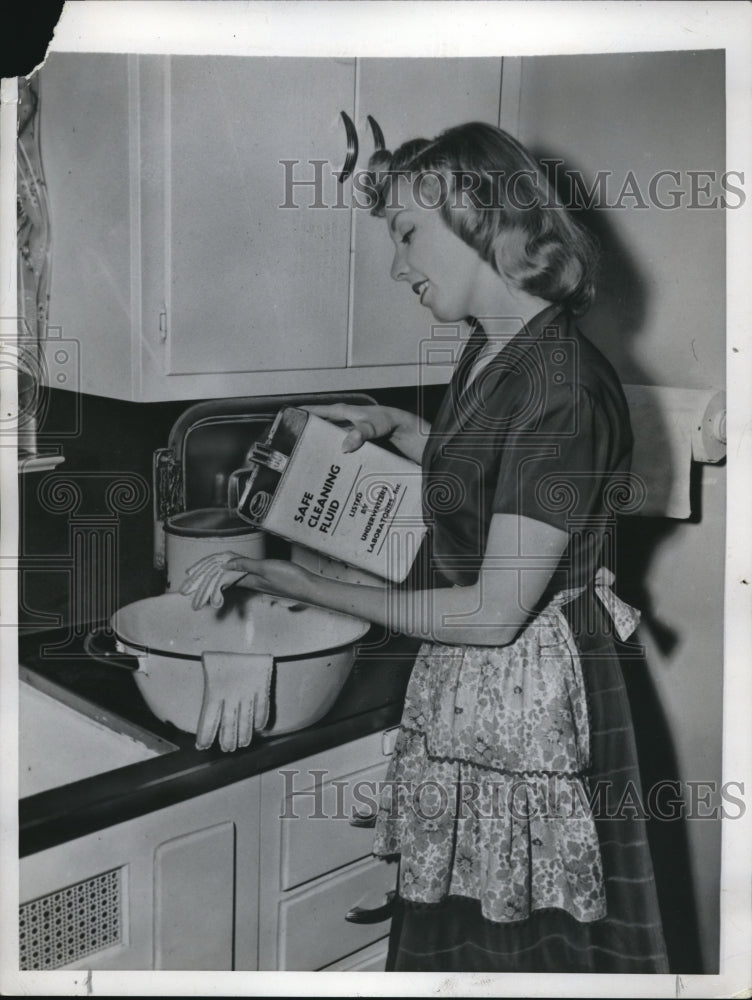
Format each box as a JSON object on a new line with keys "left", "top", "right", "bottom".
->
{"left": 18, "top": 389, "right": 187, "bottom": 631}
{"left": 511, "top": 49, "right": 726, "bottom": 973}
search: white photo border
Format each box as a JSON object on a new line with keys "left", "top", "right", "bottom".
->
{"left": 1, "top": 2, "right": 750, "bottom": 997}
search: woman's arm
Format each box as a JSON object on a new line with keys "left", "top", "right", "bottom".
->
{"left": 212, "top": 513, "right": 569, "bottom": 646}
{"left": 304, "top": 403, "right": 430, "bottom": 463}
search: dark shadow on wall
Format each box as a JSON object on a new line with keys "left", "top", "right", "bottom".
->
{"left": 528, "top": 144, "right": 669, "bottom": 390}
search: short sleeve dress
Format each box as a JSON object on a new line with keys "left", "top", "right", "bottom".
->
{"left": 373, "top": 305, "right": 670, "bottom": 973}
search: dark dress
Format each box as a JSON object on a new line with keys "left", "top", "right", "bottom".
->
{"left": 376, "top": 305, "right": 669, "bottom": 973}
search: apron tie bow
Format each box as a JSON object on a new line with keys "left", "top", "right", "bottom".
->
{"left": 593, "top": 567, "right": 641, "bottom": 641}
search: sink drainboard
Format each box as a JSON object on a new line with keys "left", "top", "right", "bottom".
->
{"left": 19, "top": 867, "right": 123, "bottom": 970}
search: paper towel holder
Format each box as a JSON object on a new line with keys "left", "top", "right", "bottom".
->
{"left": 621, "top": 385, "right": 726, "bottom": 519}
{"left": 689, "top": 389, "right": 726, "bottom": 464}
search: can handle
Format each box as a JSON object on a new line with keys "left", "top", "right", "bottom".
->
{"left": 227, "top": 468, "right": 246, "bottom": 511}
{"left": 247, "top": 442, "right": 289, "bottom": 472}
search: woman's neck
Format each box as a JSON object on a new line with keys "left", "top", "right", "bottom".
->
{"left": 468, "top": 267, "right": 553, "bottom": 343}
{"left": 472, "top": 294, "right": 554, "bottom": 353}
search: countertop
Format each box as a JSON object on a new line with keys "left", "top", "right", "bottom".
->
{"left": 18, "top": 624, "right": 418, "bottom": 858}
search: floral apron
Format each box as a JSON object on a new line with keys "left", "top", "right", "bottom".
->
{"left": 373, "top": 569, "right": 640, "bottom": 924}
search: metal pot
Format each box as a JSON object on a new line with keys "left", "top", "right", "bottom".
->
{"left": 85, "top": 592, "right": 370, "bottom": 737}
{"left": 164, "top": 508, "right": 265, "bottom": 592}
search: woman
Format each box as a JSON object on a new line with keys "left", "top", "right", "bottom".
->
{"left": 182, "top": 122, "right": 669, "bottom": 974}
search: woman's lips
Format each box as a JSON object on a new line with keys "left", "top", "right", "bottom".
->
{"left": 412, "top": 279, "right": 429, "bottom": 303}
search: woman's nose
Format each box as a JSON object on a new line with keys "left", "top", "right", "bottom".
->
{"left": 390, "top": 250, "right": 409, "bottom": 282}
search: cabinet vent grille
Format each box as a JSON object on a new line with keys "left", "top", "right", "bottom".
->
{"left": 20, "top": 867, "right": 123, "bottom": 970}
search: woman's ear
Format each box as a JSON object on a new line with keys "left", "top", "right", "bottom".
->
{"left": 492, "top": 229, "right": 530, "bottom": 294}
{"left": 492, "top": 230, "right": 516, "bottom": 279}
{"left": 413, "top": 171, "right": 448, "bottom": 209}
{"left": 491, "top": 235, "right": 505, "bottom": 276}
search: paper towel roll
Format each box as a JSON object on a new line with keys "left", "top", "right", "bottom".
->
{"left": 622, "top": 385, "right": 726, "bottom": 519}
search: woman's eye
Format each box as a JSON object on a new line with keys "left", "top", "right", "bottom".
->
{"left": 401, "top": 226, "right": 415, "bottom": 246}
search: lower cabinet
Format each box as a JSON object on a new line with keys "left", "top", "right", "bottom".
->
{"left": 19, "top": 777, "right": 262, "bottom": 971}
{"left": 19, "top": 728, "right": 398, "bottom": 972}
{"left": 256, "top": 728, "right": 398, "bottom": 972}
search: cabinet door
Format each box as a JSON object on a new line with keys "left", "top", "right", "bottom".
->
{"left": 39, "top": 53, "right": 135, "bottom": 400}
{"left": 349, "top": 59, "right": 503, "bottom": 372}
{"left": 19, "top": 777, "right": 261, "bottom": 972}
{"left": 164, "top": 56, "right": 355, "bottom": 378}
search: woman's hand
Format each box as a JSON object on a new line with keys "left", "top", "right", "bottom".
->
{"left": 179, "top": 552, "right": 312, "bottom": 610}
{"left": 304, "top": 403, "right": 430, "bottom": 463}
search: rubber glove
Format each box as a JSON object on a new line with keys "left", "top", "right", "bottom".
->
{"left": 179, "top": 552, "right": 250, "bottom": 610}
{"left": 196, "top": 650, "right": 273, "bottom": 752}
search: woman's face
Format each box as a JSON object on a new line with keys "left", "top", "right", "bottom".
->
{"left": 384, "top": 176, "right": 492, "bottom": 323}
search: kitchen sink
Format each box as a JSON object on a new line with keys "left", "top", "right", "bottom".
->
{"left": 19, "top": 667, "right": 177, "bottom": 798}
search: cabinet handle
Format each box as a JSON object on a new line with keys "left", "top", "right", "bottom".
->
{"left": 349, "top": 807, "right": 377, "bottom": 829}
{"left": 367, "top": 114, "right": 386, "bottom": 151}
{"left": 344, "top": 890, "right": 395, "bottom": 925}
{"left": 338, "top": 110, "right": 359, "bottom": 183}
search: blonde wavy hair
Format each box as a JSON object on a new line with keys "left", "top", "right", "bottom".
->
{"left": 366, "top": 122, "right": 599, "bottom": 316}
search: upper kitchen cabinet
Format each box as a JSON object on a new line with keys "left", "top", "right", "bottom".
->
{"left": 146, "top": 56, "right": 355, "bottom": 391}
{"left": 38, "top": 54, "right": 503, "bottom": 400}
{"left": 40, "top": 53, "right": 356, "bottom": 401}
{"left": 38, "top": 53, "right": 135, "bottom": 400}
{"left": 348, "top": 59, "right": 502, "bottom": 369}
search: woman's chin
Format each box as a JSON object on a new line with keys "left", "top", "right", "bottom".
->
{"left": 424, "top": 301, "right": 458, "bottom": 323}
